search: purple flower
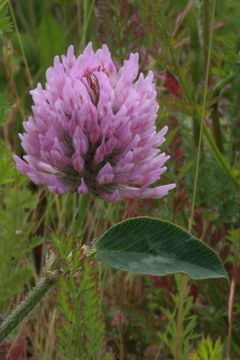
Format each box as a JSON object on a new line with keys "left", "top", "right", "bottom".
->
{"left": 14, "top": 44, "right": 175, "bottom": 202}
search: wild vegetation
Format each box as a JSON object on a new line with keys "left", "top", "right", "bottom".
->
{"left": 0, "top": 0, "right": 239, "bottom": 359}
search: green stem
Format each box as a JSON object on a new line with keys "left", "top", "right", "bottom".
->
{"left": 189, "top": 0, "right": 216, "bottom": 231}
{"left": 226, "top": 243, "right": 240, "bottom": 360}
{"left": 193, "top": 118, "right": 200, "bottom": 148}
{"left": 203, "top": 0, "right": 210, "bottom": 79}
{"left": 174, "top": 276, "right": 189, "bottom": 360}
{"left": 174, "top": 2, "right": 216, "bottom": 360}
{"left": 211, "top": 102, "right": 224, "bottom": 153}
{"left": 204, "top": 0, "right": 224, "bottom": 154}
{"left": 0, "top": 271, "right": 59, "bottom": 344}
{"left": 68, "top": 194, "right": 90, "bottom": 236}
{"left": 9, "top": 0, "right": 32, "bottom": 86}
{"left": 79, "top": 0, "right": 96, "bottom": 52}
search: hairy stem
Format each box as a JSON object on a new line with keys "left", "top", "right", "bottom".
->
{"left": 0, "top": 270, "right": 59, "bottom": 343}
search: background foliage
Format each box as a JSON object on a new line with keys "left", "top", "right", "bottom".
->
{"left": 0, "top": 0, "right": 239, "bottom": 359}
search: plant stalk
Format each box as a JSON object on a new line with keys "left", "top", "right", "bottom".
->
{"left": 174, "top": 275, "right": 189, "bottom": 360}
{"left": 9, "top": 0, "right": 32, "bottom": 86}
{"left": 189, "top": 0, "right": 216, "bottom": 230}
{"left": 211, "top": 102, "right": 224, "bottom": 153}
{"left": 226, "top": 268, "right": 236, "bottom": 360}
{"left": 226, "top": 244, "right": 239, "bottom": 360}
{"left": 203, "top": 0, "right": 210, "bottom": 79}
{"left": 0, "top": 270, "right": 59, "bottom": 344}
{"left": 174, "top": 2, "right": 216, "bottom": 359}
{"left": 68, "top": 193, "right": 90, "bottom": 236}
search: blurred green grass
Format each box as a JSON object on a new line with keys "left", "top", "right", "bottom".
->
{"left": 0, "top": 0, "right": 240, "bottom": 359}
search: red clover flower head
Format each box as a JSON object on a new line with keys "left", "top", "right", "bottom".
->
{"left": 14, "top": 43, "right": 175, "bottom": 202}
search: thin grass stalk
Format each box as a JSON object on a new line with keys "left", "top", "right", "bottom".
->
{"left": 174, "top": 2, "right": 216, "bottom": 359}
{"left": 226, "top": 271, "right": 236, "bottom": 360}
{"left": 226, "top": 244, "right": 239, "bottom": 360}
{"left": 203, "top": 0, "right": 210, "bottom": 80}
{"left": 8, "top": 0, "right": 32, "bottom": 86}
{"left": 79, "top": 0, "right": 96, "bottom": 52}
{"left": 76, "top": 0, "right": 82, "bottom": 43}
{"left": 174, "top": 275, "right": 189, "bottom": 359}
{"left": 14, "top": 0, "right": 31, "bottom": 34}
{"left": 189, "top": 0, "right": 216, "bottom": 232}
{"left": 68, "top": 193, "right": 90, "bottom": 237}
{"left": 43, "top": 308, "right": 57, "bottom": 359}
{"left": 206, "top": 0, "right": 224, "bottom": 154}
{"left": 211, "top": 102, "right": 224, "bottom": 153}
{"left": 27, "top": 0, "right": 37, "bottom": 39}
{"left": 189, "top": 5, "right": 201, "bottom": 146}
{"left": 2, "top": 39, "right": 26, "bottom": 124}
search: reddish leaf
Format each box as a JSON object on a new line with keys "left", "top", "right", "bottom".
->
{"left": 164, "top": 71, "right": 182, "bottom": 97}
{"left": 0, "top": 334, "right": 26, "bottom": 360}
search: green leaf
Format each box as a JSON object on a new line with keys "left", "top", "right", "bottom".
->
{"left": 38, "top": 11, "right": 65, "bottom": 68}
{"left": 0, "top": 0, "right": 12, "bottom": 35}
{"left": 94, "top": 217, "right": 228, "bottom": 280}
